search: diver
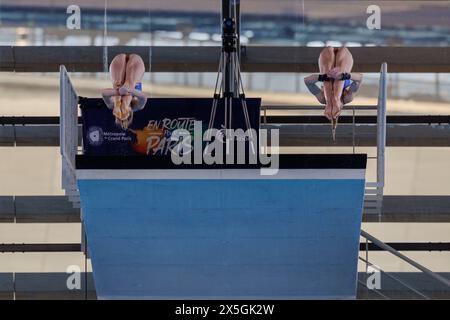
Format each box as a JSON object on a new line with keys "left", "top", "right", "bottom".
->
{"left": 101, "top": 53, "right": 147, "bottom": 129}
{"left": 304, "top": 46, "right": 363, "bottom": 138}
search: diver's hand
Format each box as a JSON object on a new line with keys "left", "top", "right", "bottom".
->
{"left": 331, "top": 98, "right": 343, "bottom": 120}
{"left": 324, "top": 102, "right": 333, "bottom": 121}
{"left": 113, "top": 106, "right": 123, "bottom": 120}
{"left": 327, "top": 67, "right": 342, "bottom": 80}
{"left": 118, "top": 85, "right": 132, "bottom": 96}
{"left": 119, "top": 95, "right": 133, "bottom": 120}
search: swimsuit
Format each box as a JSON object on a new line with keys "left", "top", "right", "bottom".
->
{"left": 343, "top": 79, "right": 352, "bottom": 91}
{"left": 103, "top": 82, "right": 146, "bottom": 112}
{"left": 320, "top": 79, "right": 352, "bottom": 93}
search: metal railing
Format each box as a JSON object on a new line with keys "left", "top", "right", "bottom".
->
{"left": 364, "top": 62, "right": 387, "bottom": 217}
{"left": 359, "top": 230, "right": 450, "bottom": 299}
{"left": 59, "top": 65, "right": 80, "bottom": 207}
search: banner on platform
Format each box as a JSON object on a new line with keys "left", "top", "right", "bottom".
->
{"left": 79, "top": 98, "right": 261, "bottom": 156}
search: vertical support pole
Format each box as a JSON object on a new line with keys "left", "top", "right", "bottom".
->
{"left": 81, "top": 218, "right": 87, "bottom": 256}
{"left": 377, "top": 63, "right": 387, "bottom": 189}
{"left": 365, "top": 238, "right": 369, "bottom": 273}
{"left": 222, "top": 0, "right": 240, "bottom": 98}
{"left": 435, "top": 73, "right": 440, "bottom": 100}
{"left": 59, "top": 65, "right": 66, "bottom": 158}
{"left": 376, "top": 63, "right": 387, "bottom": 220}
{"left": 222, "top": 0, "right": 232, "bottom": 98}
{"left": 233, "top": 0, "right": 241, "bottom": 67}
{"left": 232, "top": 0, "right": 241, "bottom": 98}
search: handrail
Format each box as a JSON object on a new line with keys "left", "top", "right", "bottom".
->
{"left": 357, "top": 279, "right": 389, "bottom": 299}
{"left": 377, "top": 62, "right": 388, "bottom": 189}
{"left": 364, "top": 62, "right": 388, "bottom": 218}
{"left": 59, "top": 65, "right": 79, "bottom": 198}
{"left": 358, "top": 256, "right": 430, "bottom": 299}
{"left": 59, "top": 65, "right": 78, "bottom": 167}
{"left": 360, "top": 230, "right": 450, "bottom": 289}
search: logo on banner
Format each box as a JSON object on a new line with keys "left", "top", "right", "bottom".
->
{"left": 87, "top": 126, "right": 104, "bottom": 146}
{"left": 129, "top": 118, "right": 197, "bottom": 156}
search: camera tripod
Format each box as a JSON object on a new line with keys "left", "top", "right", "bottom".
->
{"left": 207, "top": 18, "right": 255, "bottom": 153}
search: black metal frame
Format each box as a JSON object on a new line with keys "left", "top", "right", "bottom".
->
{"left": 1, "top": 242, "right": 449, "bottom": 253}
{"left": 1, "top": 115, "right": 449, "bottom": 126}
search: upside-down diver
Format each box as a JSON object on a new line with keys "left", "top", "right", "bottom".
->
{"left": 304, "top": 46, "right": 363, "bottom": 139}
{"left": 101, "top": 53, "right": 147, "bottom": 130}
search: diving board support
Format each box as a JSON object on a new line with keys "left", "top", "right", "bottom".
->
{"left": 60, "top": 65, "right": 80, "bottom": 206}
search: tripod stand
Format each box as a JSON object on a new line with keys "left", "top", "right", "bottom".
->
{"left": 207, "top": 18, "right": 255, "bottom": 153}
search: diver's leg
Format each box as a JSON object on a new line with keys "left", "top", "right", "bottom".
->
{"left": 110, "top": 54, "right": 127, "bottom": 89}
{"left": 318, "top": 46, "right": 336, "bottom": 119}
{"left": 109, "top": 54, "right": 127, "bottom": 119}
{"left": 122, "top": 54, "right": 145, "bottom": 90}
{"left": 119, "top": 54, "right": 145, "bottom": 118}
{"left": 332, "top": 47, "right": 354, "bottom": 118}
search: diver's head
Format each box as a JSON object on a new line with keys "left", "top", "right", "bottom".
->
{"left": 115, "top": 110, "right": 133, "bottom": 130}
{"left": 114, "top": 94, "right": 134, "bottom": 130}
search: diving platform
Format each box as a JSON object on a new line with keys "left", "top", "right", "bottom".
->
{"left": 58, "top": 61, "right": 387, "bottom": 299}
{"left": 76, "top": 154, "right": 366, "bottom": 299}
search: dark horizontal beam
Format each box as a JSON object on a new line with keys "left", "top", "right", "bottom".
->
{"left": 357, "top": 272, "right": 450, "bottom": 299}
{"left": 264, "top": 115, "right": 450, "bottom": 125}
{"left": 2, "top": 118, "right": 450, "bottom": 147}
{"left": 0, "top": 126, "right": 83, "bottom": 147}
{"left": 2, "top": 273, "right": 449, "bottom": 300}
{"left": 1, "top": 46, "right": 450, "bottom": 73}
{"left": 2, "top": 196, "right": 450, "bottom": 224}
{"left": 2, "top": 193, "right": 450, "bottom": 224}
{"left": 2, "top": 115, "right": 450, "bottom": 125}
{"left": 267, "top": 124, "right": 450, "bottom": 147}
{"left": 0, "top": 243, "right": 81, "bottom": 253}
{"left": 0, "top": 196, "right": 80, "bottom": 223}
{"left": 0, "top": 117, "right": 80, "bottom": 126}
{"left": 359, "top": 242, "right": 450, "bottom": 252}
{"left": 368, "top": 196, "right": 450, "bottom": 223}
{"left": 1, "top": 242, "right": 448, "bottom": 253}
{"left": 0, "top": 273, "right": 96, "bottom": 300}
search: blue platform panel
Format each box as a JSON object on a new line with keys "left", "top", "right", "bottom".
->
{"left": 77, "top": 163, "right": 366, "bottom": 299}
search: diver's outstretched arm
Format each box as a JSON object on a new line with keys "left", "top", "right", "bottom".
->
{"left": 101, "top": 88, "right": 118, "bottom": 109}
{"left": 341, "top": 73, "right": 363, "bottom": 104}
{"left": 304, "top": 74, "right": 326, "bottom": 104}
{"left": 130, "top": 89, "right": 147, "bottom": 111}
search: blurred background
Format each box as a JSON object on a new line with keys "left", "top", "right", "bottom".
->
{"left": 0, "top": 0, "right": 449, "bottom": 297}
